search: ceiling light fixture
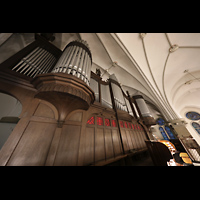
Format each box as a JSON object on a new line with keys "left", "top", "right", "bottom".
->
{"left": 185, "top": 80, "right": 193, "bottom": 85}
{"left": 139, "top": 33, "right": 146, "bottom": 39}
{"left": 101, "top": 61, "right": 117, "bottom": 77}
{"left": 183, "top": 69, "right": 200, "bottom": 82}
{"left": 169, "top": 44, "right": 179, "bottom": 53}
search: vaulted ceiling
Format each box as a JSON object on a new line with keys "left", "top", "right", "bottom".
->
{"left": 115, "top": 33, "right": 200, "bottom": 120}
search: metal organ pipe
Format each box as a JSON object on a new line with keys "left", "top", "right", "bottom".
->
{"left": 85, "top": 54, "right": 90, "bottom": 84}
{"left": 86, "top": 55, "right": 92, "bottom": 85}
{"left": 133, "top": 95, "right": 152, "bottom": 117}
{"left": 51, "top": 40, "right": 92, "bottom": 86}
{"left": 111, "top": 82, "right": 126, "bottom": 111}
{"left": 66, "top": 46, "right": 76, "bottom": 74}
{"left": 81, "top": 53, "right": 88, "bottom": 82}
{"left": 78, "top": 49, "right": 85, "bottom": 79}
{"left": 12, "top": 46, "right": 57, "bottom": 78}
{"left": 74, "top": 48, "right": 83, "bottom": 72}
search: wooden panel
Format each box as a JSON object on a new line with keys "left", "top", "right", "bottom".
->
{"left": 121, "top": 129, "right": 129, "bottom": 151}
{"left": 137, "top": 131, "right": 143, "bottom": 149}
{"left": 129, "top": 131, "right": 133, "bottom": 149}
{"left": 7, "top": 121, "right": 56, "bottom": 166}
{"left": 34, "top": 102, "right": 55, "bottom": 119}
{"left": 84, "top": 127, "right": 95, "bottom": 165}
{"left": 112, "top": 129, "right": 122, "bottom": 156}
{"left": 130, "top": 131, "right": 136, "bottom": 149}
{"left": 68, "top": 111, "right": 82, "bottom": 122}
{"left": 140, "top": 131, "right": 145, "bottom": 148}
{"left": 133, "top": 130, "right": 139, "bottom": 150}
{"left": 95, "top": 128, "right": 105, "bottom": 162}
{"left": 104, "top": 129, "right": 114, "bottom": 159}
{"left": 126, "top": 130, "right": 133, "bottom": 150}
{"left": 139, "top": 132, "right": 144, "bottom": 148}
{"left": 136, "top": 131, "right": 142, "bottom": 149}
{"left": 54, "top": 125, "right": 81, "bottom": 166}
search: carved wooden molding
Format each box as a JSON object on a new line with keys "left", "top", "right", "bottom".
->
{"left": 142, "top": 116, "right": 156, "bottom": 126}
{"left": 32, "top": 73, "right": 95, "bottom": 124}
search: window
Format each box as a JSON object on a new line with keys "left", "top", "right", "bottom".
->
{"left": 156, "top": 118, "right": 165, "bottom": 125}
{"left": 192, "top": 122, "right": 200, "bottom": 135}
{"left": 97, "top": 117, "right": 103, "bottom": 126}
{"left": 165, "top": 126, "right": 176, "bottom": 139}
{"left": 128, "top": 122, "right": 132, "bottom": 129}
{"left": 132, "top": 124, "right": 135, "bottom": 129}
{"left": 111, "top": 119, "right": 117, "bottom": 127}
{"left": 159, "top": 127, "right": 169, "bottom": 140}
{"left": 87, "top": 116, "right": 95, "bottom": 125}
{"left": 186, "top": 112, "right": 200, "bottom": 121}
{"left": 105, "top": 118, "right": 111, "bottom": 126}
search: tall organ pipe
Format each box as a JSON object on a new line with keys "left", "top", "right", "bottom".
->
{"left": 133, "top": 95, "right": 152, "bottom": 117}
{"left": 51, "top": 40, "right": 92, "bottom": 86}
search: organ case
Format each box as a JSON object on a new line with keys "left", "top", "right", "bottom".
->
{"left": 0, "top": 35, "right": 153, "bottom": 166}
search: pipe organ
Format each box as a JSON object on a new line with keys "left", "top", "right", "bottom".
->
{"left": 133, "top": 95, "right": 152, "bottom": 117}
{"left": 133, "top": 95, "right": 156, "bottom": 127}
{"left": 90, "top": 78, "right": 99, "bottom": 102}
{"left": 51, "top": 40, "right": 92, "bottom": 86}
{"left": 12, "top": 46, "right": 57, "bottom": 78}
{"left": 100, "top": 84, "right": 112, "bottom": 109}
{"left": 109, "top": 74, "right": 128, "bottom": 112}
{"left": 0, "top": 34, "right": 155, "bottom": 166}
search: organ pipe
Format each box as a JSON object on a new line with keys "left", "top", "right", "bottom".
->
{"left": 51, "top": 40, "right": 92, "bottom": 86}
{"left": 109, "top": 74, "right": 127, "bottom": 112}
{"left": 12, "top": 46, "right": 57, "bottom": 78}
{"left": 133, "top": 95, "right": 152, "bottom": 117}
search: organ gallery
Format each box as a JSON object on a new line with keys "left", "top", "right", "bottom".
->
{"left": 0, "top": 33, "right": 200, "bottom": 166}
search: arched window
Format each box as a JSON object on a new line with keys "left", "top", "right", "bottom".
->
{"left": 186, "top": 112, "right": 200, "bottom": 121}
{"left": 192, "top": 122, "right": 200, "bottom": 135}
{"left": 156, "top": 118, "right": 165, "bottom": 125}
{"left": 164, "top": 126, "right": 176, "bottom": 139}
{"left": 159, "top": 127, "right": 169, "bottom": 140}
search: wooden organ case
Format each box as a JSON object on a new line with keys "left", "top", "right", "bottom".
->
{"left": 0, "top": 34, "right": 152, "bottom": 166}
